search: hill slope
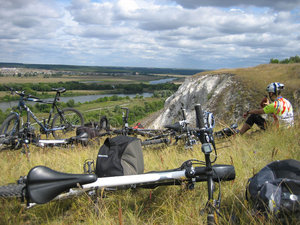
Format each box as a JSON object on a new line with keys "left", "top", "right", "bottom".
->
{"left": 150, "top": 64, "right": 300, "bottom": 128}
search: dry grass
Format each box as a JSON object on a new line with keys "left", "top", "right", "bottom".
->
{"left": 0, "top": 122, "right": 299, "bottom": 224}
{"left": 196, "top": 63, "right": 300, "bottom": 95}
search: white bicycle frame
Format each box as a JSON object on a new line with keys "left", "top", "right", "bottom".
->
{"left": 83, "top": 170, "right": 186, "bottom": 189}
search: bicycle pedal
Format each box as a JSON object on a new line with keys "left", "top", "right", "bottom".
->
{"left": 83, "top": 159, "right": 95, "bottom": 174}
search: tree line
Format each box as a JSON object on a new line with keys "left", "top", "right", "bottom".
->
{"left": 0, "top": 82, "right": 179, "bottom": 93}
{"left": 0, "top": 82, "right": 179, "bottom": 102}
{"left": 270, "top": 55, "right": 300, "bottom": 64}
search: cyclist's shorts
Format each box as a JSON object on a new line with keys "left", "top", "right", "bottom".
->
{"left": 246, "top": 114, "right": 266, "bottom": 130}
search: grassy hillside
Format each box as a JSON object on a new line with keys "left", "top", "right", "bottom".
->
{"left": 196, "top": 63, "right": 300, "bottom": 112}
{"left": 197, "top": 63, "right": 300, "bottom": 91}
{"left": 0, "top": 123, "right": 299, "bottom": 224}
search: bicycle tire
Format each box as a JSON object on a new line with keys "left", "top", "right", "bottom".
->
{"left": 0, "top": 113, "right": 20, "bottom": 151}
{"left": 0, "top": 183, "right": 25, "bottom": 198}
{"left": 52, "top": 108, "right": 84, "bottom": 139}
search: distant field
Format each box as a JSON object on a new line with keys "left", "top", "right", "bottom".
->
{"left": 0, "top": 74, "right": 154, "bottom": 84}
{"left": 0, "top": 75, "right": 79, "bottom": 84}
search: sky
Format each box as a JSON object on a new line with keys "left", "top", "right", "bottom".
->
{"left": 0, "top": 0, "right": 299, "bottom": 70}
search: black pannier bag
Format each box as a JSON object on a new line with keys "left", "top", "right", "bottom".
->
{"left": 76, "top": 126, "right": 100, "bottom": 139}
{"left": 84, "top": 116, "right": 110, "bottom": 131}
{"left": 96, "top": 136, "right": 144, "bottom": 177}
{"left": 246, "top": 159, "right": 300, "bottom": 216}
{"left": 76, "top": 116, "right": 110, "bottom": 141}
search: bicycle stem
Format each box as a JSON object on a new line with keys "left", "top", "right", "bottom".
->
{"left": 195, "top": 104, "right": 216, "bottom": 225}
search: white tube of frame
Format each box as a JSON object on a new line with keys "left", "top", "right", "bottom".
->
{"left": 82, "top": 170, "right": 186, "bottom": 189}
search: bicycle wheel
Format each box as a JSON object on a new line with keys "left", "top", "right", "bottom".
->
{"left": 0, "top": 113, "right": 20, "bottom": 151}
{"left": 0, "top": 183, "right": 25, "bottom": 198}
{"left": 52, "top": 108, "right": 84, "bottom": 139}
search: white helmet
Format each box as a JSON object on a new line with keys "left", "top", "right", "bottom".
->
{"left": 266, "top": 82, "right": 284, "bottom": 95}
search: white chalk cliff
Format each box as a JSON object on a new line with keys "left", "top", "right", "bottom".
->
{"left": 150, "top": 73, "right": 248, "bottom": 129}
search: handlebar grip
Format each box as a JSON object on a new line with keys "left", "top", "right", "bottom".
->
{"left": 181, "top": 108, "right": 187, "bottom": 120}
{"left": 191, "top": 165, "right": 235, "bottom": 182}
{"left": 195, "top": 104, "right": 205, "bottom": 129}
{"left": 195, "top": 104, "right": 207, "bottom": 144}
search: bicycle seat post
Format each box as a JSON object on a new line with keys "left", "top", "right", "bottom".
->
{"left": 121, "top": 107, "right": 129, "bottom": 135}
{"left": 54, "top": 91, "right": 60, "bottom": 103}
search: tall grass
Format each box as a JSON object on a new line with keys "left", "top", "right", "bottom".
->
{"left": 0, "top": 123, "right": 299, "bottom": 224}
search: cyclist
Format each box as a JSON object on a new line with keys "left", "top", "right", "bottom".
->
{"left": 240, "top": 82, "right": 294, "bottom": 135}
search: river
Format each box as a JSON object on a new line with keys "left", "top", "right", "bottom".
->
{"left": 0, "top": 93, "right": 153, "bottom": 111}
{"left": 149, "top": 77, "right": 176, "bottom": 84}
{"left": 0, "top": 77, "right": 176, "bottom": 111}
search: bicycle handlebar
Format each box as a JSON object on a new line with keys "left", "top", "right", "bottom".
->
{"left": 5, "top": 85, "right": 40, "bottom": 100}
{"left": 4, "top": 86, "right": 66, "bottom": 104}
{"left": 5, "top": 86, "right": 26, "bottom": 97}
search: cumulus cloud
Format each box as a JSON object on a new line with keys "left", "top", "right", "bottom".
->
{"left": 0, "top": 0, "right": 299, "bottom": 69}
{"left": 173, "top": 0, "right": 300, "bottom": 11}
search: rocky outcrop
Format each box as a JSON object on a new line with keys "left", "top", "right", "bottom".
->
{"left": 150, "top": 73, "right": 249, "bottom": 129}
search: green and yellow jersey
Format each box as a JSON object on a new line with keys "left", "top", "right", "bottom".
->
{"left": 263, "top": 97, "right": 294, "bottom": 127}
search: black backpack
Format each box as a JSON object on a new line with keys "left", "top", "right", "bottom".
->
{"left": 95, "top": 136, "right": 144, "bottom": 177}
{"left": 246, "top": 159, "right": 300, "bottom": 216}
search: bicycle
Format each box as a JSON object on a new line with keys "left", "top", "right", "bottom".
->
{"left": 0, "top": 87, "right": 84, "bottom": 151}
{"left": 143, "top": 107, "right": 203, "bottom": 149}
{"left": 103, "top": 107, "right": 169, "bottom": 145}
{"left": 0, "top": 104, "right": 235, "bottom": 224}
{"left": 214, "top": 123, "right": 239, "bottom": 139}
{"left": 36, "top": 113, "right": 167, "bottom": 148}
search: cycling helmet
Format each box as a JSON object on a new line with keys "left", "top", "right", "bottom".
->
{"left": 266, "top": 82, "right": 284, "bottom": 95}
